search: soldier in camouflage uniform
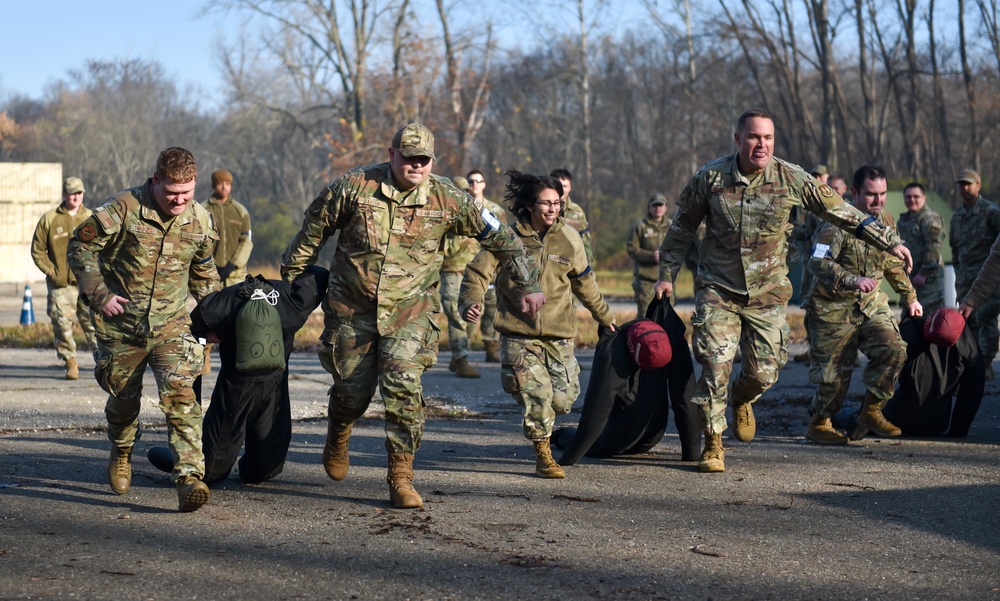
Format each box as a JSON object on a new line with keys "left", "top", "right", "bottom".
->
{"left": 68, "top": 147, "right": 220, "bottom": 513}
{"left": 468, "top": 169, "right": 506, "bottom": 363}
{"left": 281, "top": 124, "right": 544, "bottom": 509}
{"left": 202, "top": 169, "right": 253, "bottom": 287}
{"left": 440, "top": 231, "right": 484, "bottom": 378}
{"left": 626, "top": 193, "right": 671, "bottom": 316}
{"left": 31, "top": 176, "right": 97, "bottom": 380}
{"left": 788, "top": 166, "right": 830, "bottom": 363}
{"left": 897, "top": 182, "right": 945, "bottom": 313}
{"left": 438, "top": 171, "right": 509, "bottom": 377}
{"left": 960, "top": 222, "right": 1000, "bottom": 321}
{"left": 460, "top": 170, "right": 614, "bottom": 479}
{"left": 804, "top": 166, "right": 921, "bottom": 444}
{"left": 950, "top": 169, "right": 1000, "bottom": 380}
{"left": 654, "top": 108, "right": 912, "bottom": 473}
{"left": 550, "top": 168, "right": 595, "bottom": 266}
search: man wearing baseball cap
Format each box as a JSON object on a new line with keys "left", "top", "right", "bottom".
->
{"left": 281, "top": 123, "right": 545, "bottom": 509}
{"left": 950, "top": 168, "right": 1000, "bottom": 380}
{"left": 626, "top": 193, "right": 672, "bottom": 317}
{"left": 30, "top": 176, "right": 97, "bottom": 380}
{"left": 202, "top": 169, "right": 253, "bottom": 288}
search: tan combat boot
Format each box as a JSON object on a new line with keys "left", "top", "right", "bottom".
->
{"left": 65, "top": 357, "right": 79, "bottom": 380}
{"left": 533, "top": 438, "right": 565, "bottom": 478}
{"left": 176, "top": 476, "right": 211, "bottom": 512}
{"left": 108, "top": 445, "right": 132, "bottom": 494}
{"left": 732, "top": 399, "right": 756, "bottom": 443}
{"left": 450, "top": 356, "right": 481, "bottom": 379}
{"left": 483, "top": 340, "right": 501, "bottom": 363}
{"left": 698, "top": 431, "right": 725, "bottom": 473}
{"left": 850, "top": 392, "right": 902, "bottom": 440}
{"left": 806, "top": 414, "right": 848, "bottom": 445}
{"left": 387, "top": 453, "right": 423, "bottom": 509}
{"left": 322, "top": 423, "right": 352, "bottom": 481}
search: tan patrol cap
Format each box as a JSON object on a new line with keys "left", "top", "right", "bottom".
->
{"left": 811, "top": 164, "right": 828, "bottom": 176}
{"left": 391, "top": 123, "right": 435, "bottom": 159}
{"left": 956, "top": 169, "right": 981, "bottom": 185}
{"left": 453, "top": 176, "right": 470, "bottom": 191}
{"left": 64, "top": 177, "right": 85, "bottom": 194}
{"left": 649, "top": 193, "right": 667, "bottom": 206}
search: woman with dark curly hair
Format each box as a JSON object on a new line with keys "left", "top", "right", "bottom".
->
{"left": 460, "top": 170, "right": 615, "bottom": 479}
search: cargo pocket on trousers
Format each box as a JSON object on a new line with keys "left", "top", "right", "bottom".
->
{"left": 94, "top": 345, "right": 117, "bottom": 396}
{"left": 318, "top": 342, "right": 338, "bottom": 377}
{"left": 500, "top": 342, "right": 524, "bottom": 394}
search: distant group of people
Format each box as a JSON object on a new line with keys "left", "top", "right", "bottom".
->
{"left": 34, "top": 108, "right": 990, "bottom": 514}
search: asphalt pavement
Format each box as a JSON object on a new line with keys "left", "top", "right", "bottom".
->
{"left": 1, "top": 282, "right": 999, "bottom": 599}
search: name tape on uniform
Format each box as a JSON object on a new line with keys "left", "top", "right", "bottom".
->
{"left": 812, "top": 243, "right": 831, "bottom": 259}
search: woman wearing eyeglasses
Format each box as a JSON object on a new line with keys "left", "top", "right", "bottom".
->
{"left": 460, "top": 170, "right": 615, "bottom": 479}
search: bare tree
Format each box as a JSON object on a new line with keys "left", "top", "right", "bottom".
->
{"left": 958, "top": 0, "right": 981, "bottom": 170}
{"left": 977, "top": 0, "right": 1000, "bottom": 75}
{"left": 434, "top": 0, "right": 495, "bottom": 170}
{"left": 208, "top": 0, "right": 397, "bottom": 147}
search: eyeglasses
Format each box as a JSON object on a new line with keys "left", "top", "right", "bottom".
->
{"left": 535, "top": 201, "right": 563, "bottom": 209}
{"left": 468, "top": 178, "right": 485, "bottom": 184}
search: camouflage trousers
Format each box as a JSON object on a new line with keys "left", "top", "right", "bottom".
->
{"left": 94, "top": 331, "right": 205, "bottom": 482}
{"left": 806, "top": 306, "right": 906, "bottom": 417}
{"left": 46, "top": 284, "right": 95, "bottom": 361}
{"left": 319, "top": 316, "right": 439, "bottom": 454}
{"left": 481, "top": 284, "right": 499, "bottom": 342}
{"left": 500, "top": 336, "right": 580, "bottom": 440}
{"left": 633, "top": 277, "right": 656, "bottom": 318}
{"left": 957, "top": 278, "right": 1000, "bottom": 364}
{"left": 440, "top": 271, "right": 498, "bottom": 358}
{"left": 690, "top": 286, "right": 789, "bottom": 435}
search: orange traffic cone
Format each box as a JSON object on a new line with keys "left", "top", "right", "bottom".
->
{"left": 20, "top": 285, "right": 35, "bottom": 326}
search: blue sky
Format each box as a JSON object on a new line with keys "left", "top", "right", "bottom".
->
{"left": 1, "top": 1, "right": 650, "bottom": 108}
{"left": 1, "top": 1, "right": 226, "bottom": 105}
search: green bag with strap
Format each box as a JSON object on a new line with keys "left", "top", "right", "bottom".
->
{"left": 234, "top": 278, "right": 285, "bottom": 374}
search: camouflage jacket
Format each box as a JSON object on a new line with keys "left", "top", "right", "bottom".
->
{"left": 658, "top": 153, "right": 902, "bottom": 301}
{"left": 202, "top": 196, "right": 253, "bottom": 270}
{"left": 805, "top": 213, "right": 915, "bottom": 322}
{"left": 950, "top": 197, "right": 1000, "bottom": 285}
{"left": 790, "top": 208, "right": 822, "bottom": 263}
{"left": 626, "top": 214, "right": 671, "bottom": 281}
{"left": 440, "top": 198, "right": 506, "bottom": 272}
{"left": 962, "top": 233, "right": 1000, "bottom": 307}
{"left": 281, "top": 164, "right": 539, "bottom": 335}
{"left": 563, "top": 197, "right": 594, "bottom": 266}
{"left": 31, "top": 204, "right": 93, "bottom": 288}
{"left": 897, "top": 206, "right": 945, "bottom": 282}
{"left": 67, "top": 179, "right": 221, "bottom": 341}
{"left": 460, "top": 216, "right": 613, "bottom": 340}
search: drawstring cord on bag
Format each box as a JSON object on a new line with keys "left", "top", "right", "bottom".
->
{"left": 249, "top": 287, "right": 280, "bottom": 306}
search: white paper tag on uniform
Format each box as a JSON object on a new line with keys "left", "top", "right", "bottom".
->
{"left": 812, "top": 243, "right": 830, "bottom": 258}
{"left": 481, "top": 207, "right": 500, "bottom": 231}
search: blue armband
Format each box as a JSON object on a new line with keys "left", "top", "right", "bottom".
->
{"left": 855, "top": 216, "right": 876, "bottom": 238}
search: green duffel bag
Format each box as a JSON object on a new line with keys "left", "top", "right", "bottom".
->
{"left": 234, "top": 278, "right": 285, "bottom": 374}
